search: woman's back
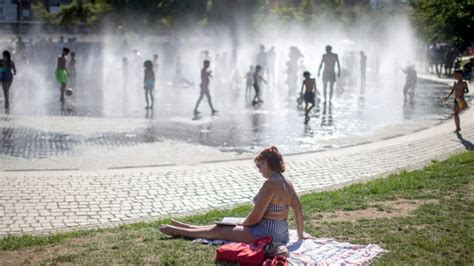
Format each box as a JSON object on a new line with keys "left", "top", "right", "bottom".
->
{"left": 258, "top": 173, "right": 295, "bottom": 221}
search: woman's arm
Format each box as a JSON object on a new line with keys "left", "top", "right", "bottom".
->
{"left": 291, "top": 191, "right": 304, "bottom": 240}
{"left": 241, "top": 182, "right": 273, "bottom": 227}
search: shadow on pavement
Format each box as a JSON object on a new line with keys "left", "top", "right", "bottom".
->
{"left": 457, "top": 132, "right": 474, "bottom": 150}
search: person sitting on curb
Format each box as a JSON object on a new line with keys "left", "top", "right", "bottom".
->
{"left": 159, "top": 146, "right": 305, "bottom": 244}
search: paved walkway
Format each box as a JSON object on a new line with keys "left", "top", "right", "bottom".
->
{"left": 0, "top": 79, "right": 473, "bottom": 237}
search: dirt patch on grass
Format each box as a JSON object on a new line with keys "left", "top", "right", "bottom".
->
{"left": 0, "top": 232, "right": 113, "bottom": 265}
{"left": 0, "top": 245, "right": 77, "bottom": 265}
{"left": 465, "top": 182, "right": 474, "bottom": 197}
{"left": 312, "top": 198, "right": 439, "bottom": 223}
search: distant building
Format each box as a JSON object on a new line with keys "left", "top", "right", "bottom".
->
{"left": 370, "top": 0, "right": 409, "bottom": 11}
{"left": 0, "top": 0, "right": 18, "bottom": 23}
{"left": 0, "top": 0, "right": 71, "bottom": 24}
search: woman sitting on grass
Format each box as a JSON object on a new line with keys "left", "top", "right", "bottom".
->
{"left": 159, "top": 146, "right": 304, "bottom": 244}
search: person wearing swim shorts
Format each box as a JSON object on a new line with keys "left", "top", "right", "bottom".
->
{"left": 56, "top": 47, "right": 70, "bottom": 102}
{"left": 300, "top": 71, "right": 317, "bottom": 123}
{"left": 445, "top": 69, "right": 469, "bottom": 132}
{"left": 159, "top": 146, "right": 305, "bottom": 244}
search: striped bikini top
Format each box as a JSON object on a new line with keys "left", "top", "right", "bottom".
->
{"left": 253, "top": 173, "right": 290, "bottom": 212}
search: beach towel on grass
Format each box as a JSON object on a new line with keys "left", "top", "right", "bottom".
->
{"left": 193, "top": 230, "right": 385, "bottom": 265}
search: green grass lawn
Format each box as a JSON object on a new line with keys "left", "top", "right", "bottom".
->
{"left": 1, "top": 151, "right": 473, "bottom": 265}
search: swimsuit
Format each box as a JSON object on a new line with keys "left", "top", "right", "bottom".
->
{"left": 144, "top": 79, "right": 155, "bottom": 90}
{"left": 55, "top": 69, "right": 68, "bottom": 85}
{"left": 322, "top": 71, "right": 336, "bottom": 83}
{"left": 249, "top": 174, "right": 290, "bottom": 244}
{"left": 1, "top": 63, "right": 13, "bottom": 82}
{"left": 304, "top": 92, "right": 315, "bottom": 104}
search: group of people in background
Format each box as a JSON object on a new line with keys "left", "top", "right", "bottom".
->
{"left": 0, "top": 36, "right": 472, "bottom": 130}
{"left": 426, "top": 43, "right": 473, "bottom": 81}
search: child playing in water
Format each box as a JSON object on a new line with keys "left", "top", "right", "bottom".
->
{"left": 56, "top": 47, "right": 69, "bottom": 102}
{"left": 445, "top": 69, "right": 469, "bottom": 132}
{"left": 68, "top": 52, "right": 76, "bottom": 93}
{"left": 401, "top": 64, "right": 417, "bottom": 100}
{"left": 253, "top": 65, "right": 266, "bottom": 106}
{"left": 194, "top": 60, "right": 217, "bottom": 115}
{"left": 143, "top": 60, "right": 155, "bottom": 109}
{"left": 300, "top": 71, "right": 317, "bottom": 123}
{"left": 245, "top": 65, "right": 253, "bottom": 101}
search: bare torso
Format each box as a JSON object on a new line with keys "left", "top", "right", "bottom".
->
{"left": 57, "top": 55, "right": 67, "bottom": 70}
{"left": 201, "top": 68, "right": 210, "bottom": 87}
{"left": 322, "top": 53, "right": 338, "bottom": 73}
{"left": 303, "top": 78, "right": 316, "bottom": 93}
{"left": 454, "top": 81, "right": 468, "bottom": 98}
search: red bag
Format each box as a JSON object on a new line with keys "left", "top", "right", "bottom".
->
{"left": 263, "top": 256, "right": 289, "bottom": 266}
{"left": 215, "top": 237, "right": 273, "bottom": 265}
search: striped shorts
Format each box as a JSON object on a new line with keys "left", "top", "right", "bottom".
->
{"left": 250, "top": 218, "right": 289, "bottom": 244}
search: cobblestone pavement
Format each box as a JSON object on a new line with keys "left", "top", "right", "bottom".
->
{"left": 0, "top": 106, "right": 472, "bottom": 236}
{"left": 0, "top": 77, "right": 472, "bottom": 236}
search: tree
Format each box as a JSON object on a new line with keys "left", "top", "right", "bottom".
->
{"left": 32, "top": 0, "right": 111, "bottom": 28}
{"left": 410, "top": 0, "right": 474, "bottom": 51}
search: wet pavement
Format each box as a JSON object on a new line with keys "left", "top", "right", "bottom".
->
{"left": 1, "top": 106, "right": 473, "bottom": 236}
{"left": 0, "top": 75, "right": 473, "bottom": 235}
{"left": 0, "top": 73, "right": 462, "bottom": 162}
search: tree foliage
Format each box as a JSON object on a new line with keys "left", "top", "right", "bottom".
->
{"left": 32, "top": 0, "right": 473, "bottom": 53}
{"left": 410, "top": 0, "right": 474, "bottom": 50}
{"left": 32, "top": 0, "right": 110, "bottom": 27}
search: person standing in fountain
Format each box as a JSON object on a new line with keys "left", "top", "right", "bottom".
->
{"left": 445, "top": 70, "right": 469, "bottom": 133}
{"left": 256, "top": 45, "right": 267, "bottom": 77}
{"left": 0, "top": 50, "right": 17, "bottom": 109}
{"left": 401, "top": 64, "right": 417, "bottom": 101}
{"left": 56, "top": 47, "right": 70, "bottom": 103}
{"left": 153, "top": 54, "right": 159, "bottom": 73}
{"left": 143, "top": 60, "right": 155, "bottom": 109}
{"left": 68, "top": 52, "right": 77, "bottom": 93}
{"left": 245, "top": 65, "right": 254, "bottom": 102}
{"left": 253, "top": 65, "right": 267, "bottom": 106}
{"left": 318, "top": 45, "right": 341, "bottom": 102}
{"left": 360, "top": 51, "right": 367, "bottom": 86}
{"left": 122, "top": 57, "right": 129, "bottom": 97}
{"left": 300, "top": 71, "right": 317, "bottom": 124}
{"left": 267, "top": 46, "right": 276, "bottom": 85}
{"left": 194, "top": 60, "right": 217, "bottom": 115}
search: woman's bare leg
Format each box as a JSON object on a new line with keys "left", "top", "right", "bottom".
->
{"left": 171, "top": 219, "right": 214, "bottom": 229}
{"left": 160, "top": 224, "right": 256, "bottom": 243}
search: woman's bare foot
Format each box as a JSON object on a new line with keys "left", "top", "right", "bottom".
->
{"left": 159, "top": 224, "right": 179, "bottom": 237}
